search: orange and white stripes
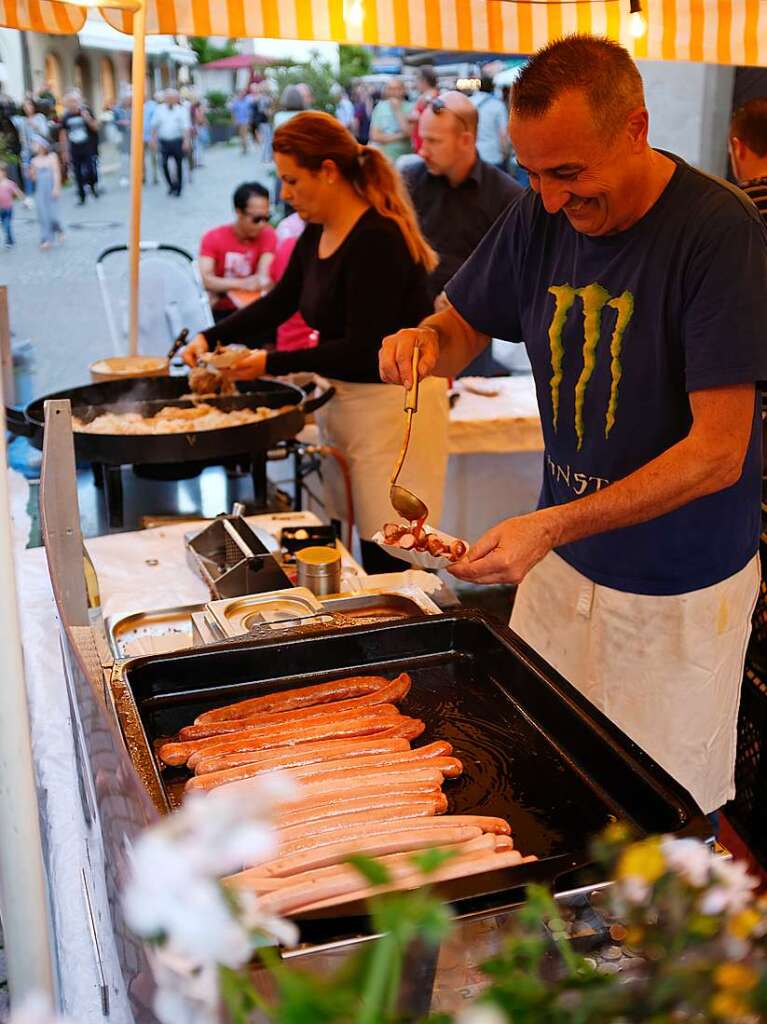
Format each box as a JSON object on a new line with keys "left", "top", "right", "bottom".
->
{"left": 0, "top": 0, "right": 85, "bottom": 34}
{"left": 100, "top": 0, "right": 767, "bottom": 67}
{"left": 0, "top": 0, "right": 765, "bottom": 67}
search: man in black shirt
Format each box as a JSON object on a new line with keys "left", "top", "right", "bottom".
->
{"left": 729, "top": 97, "right": 767, "bottom": 226}
{"left": 60, "top": 91, "right": 100, "bottom": 205}
{"left": 400, "top": 91, "right": 521, "bottom": 374}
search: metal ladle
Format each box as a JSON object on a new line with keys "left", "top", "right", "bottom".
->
{"left": 389, "top": 346, "right": 429, "bottom": 523}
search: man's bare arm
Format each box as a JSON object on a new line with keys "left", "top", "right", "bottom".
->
{"left": 452, "top": 384, "right": 757, "bottom": 585}
{"left": 379, "top": 300, "right": 490, "bottom": 388}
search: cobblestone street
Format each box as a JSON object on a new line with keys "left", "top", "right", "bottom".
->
{"left": 2, "top": 140, "right": 272, "bottom": 399}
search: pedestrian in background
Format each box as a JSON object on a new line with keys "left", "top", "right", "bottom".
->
{"left": 0, "top": 99, "right": 23, "bottom": 192}
{"left": 18, "top": 98, "right": 49, "bottom": 193}
{"left": 230, "top": 88, "right": 253, "bottom": 155}
{"left": 143, "top": 91, "right": 160, "bottom": 184}
{"left": 60, "top": 91, "right": 100, "bottom": 205}
{"left": 0, "top": 162, "right": 24, "bottom": 248}
{"left": 729, "top": 98, "right": 767, "bottom": 227}
{"left": 409, "top": 67, "right": 440, "bottom": 156}
{"left": 273, "top": 85, "right": 306, "bottom": 130}
{"left": 152, "top": 89, "right": 190, "bottom": 197}
{"left": 29, "top": 137, "right": 63, "bottom": 250}
{"left": 369, "top": 79, "right": 412, "bottom": 162}
{"left": 352, "top": 84, "right": 373, "bottom": 144}
{"left": 471, "top": 76, "right": 509, "bottom": 170}
{"left": 190, "top": 92, "right": 208, "bottom": 170}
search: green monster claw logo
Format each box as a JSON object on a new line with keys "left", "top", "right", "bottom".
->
{"left": 547, "top": 283, "right": 635, "bottom": 450}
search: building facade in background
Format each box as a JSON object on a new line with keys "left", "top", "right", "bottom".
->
{"left": 0, "top": 14, "right": 196, "bottom": 112}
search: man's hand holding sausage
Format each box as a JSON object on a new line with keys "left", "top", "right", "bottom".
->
{"left": 448, "top": 511, "right": 561, "bottom": 586}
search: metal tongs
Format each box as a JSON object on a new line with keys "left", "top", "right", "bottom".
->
{"left": 389, "top": 346, "right": 429, "bottom": 523}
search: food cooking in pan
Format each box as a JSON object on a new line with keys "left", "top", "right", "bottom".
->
{"left": 156, "top": 673, "right": 536, "bottom": 917}
{"left": 72, "top": 402, "right": 281, "bottom": 435}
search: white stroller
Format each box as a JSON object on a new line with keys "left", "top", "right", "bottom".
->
{"left": 96, "top": 241, "right": 213, "bottom": 355}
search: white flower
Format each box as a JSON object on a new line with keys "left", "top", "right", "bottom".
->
{"left": 700, "top": 857, "right": 758, "bottom": 915}
{"left": 619, "top": 875, "right": 652, "bottom": 905}
{"left": 660, "top": 836, "right": 713, "bottom": 888}
{"left": 457, "top": 1004, "right": 508, "bottom": 1024}
{"left": 5, "top": 992, "right": 75, "bottom": 1024}
{"left": 123, "top": 768, "right": 299, "bottom": 968}
{"left": 149, "top": 946, "right": 220, "bottom": 1024}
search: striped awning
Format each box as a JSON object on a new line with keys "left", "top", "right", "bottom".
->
{"left": 0, "top": 0, "right": 85, "bottom": 33}
{"left": 0, "top": 0, "right": 764, "bottom": 67}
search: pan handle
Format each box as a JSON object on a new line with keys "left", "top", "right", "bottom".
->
{"left": 5, "top": 406, "right": 34, "bottom": 438}
{"left": 300, "top": 384, "right": 335, "bottom": 416}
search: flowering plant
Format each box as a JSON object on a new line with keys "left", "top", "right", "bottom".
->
{"left": 120, "top": 777, "right": 767, "bottom": 1024}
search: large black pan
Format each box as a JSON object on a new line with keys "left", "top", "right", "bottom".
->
{"left": 7, "top": 375, "right": 332, "bottom": 465}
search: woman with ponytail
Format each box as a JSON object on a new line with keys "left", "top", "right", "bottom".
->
{"left": 183, "top": 111, "right": 449, "bottom": 571}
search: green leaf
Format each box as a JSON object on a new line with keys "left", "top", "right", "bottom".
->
{"left": 347, "top": 854, "right": 392, "bottom": 888}
{"left": 410, "top": 847, "right": 457, "bottom": 876}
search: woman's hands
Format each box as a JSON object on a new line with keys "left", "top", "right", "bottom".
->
{"left": 223, "top": 349, "right": 268, "bottom": 381}
{"left": 182, "top": 332, "right": 210, "bottom": 368}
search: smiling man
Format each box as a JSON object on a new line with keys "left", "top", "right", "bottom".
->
{"left": 379, "top": 35, "right": 767, "bottom": 817}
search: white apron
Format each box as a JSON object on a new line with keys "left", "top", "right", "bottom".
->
{"left": 314, "top": 377, "right": 449, "bottom": 541}
{"left": 510, "top": 550, "right": 760, "bottom": 814}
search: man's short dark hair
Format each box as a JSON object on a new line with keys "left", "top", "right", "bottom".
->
{"left": 511, "top": 35, "right": 645, "bottom": 135}
{"left": 233, "top": 182, "right": 270, "bottom": 211}
{"left": 418, "top": 66, "right": 438, "bottom": 89}
{"left": 480, "top": 76, "right": 495, "bottom": 94}
{"left": 731, "top": 98, "right": 767, "bottom": 158}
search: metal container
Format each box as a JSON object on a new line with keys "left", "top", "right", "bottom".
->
{"left": 206, "top": 587, "right": 325, "bottom": 637}
{"left": 185, "top": 515, "right": 291, "bottom": 599}
{"left": 295, "top": 545, "right": 342, "bottom": 596}
{"left": 105, "top": 603, "right": 205, "bottom": 659}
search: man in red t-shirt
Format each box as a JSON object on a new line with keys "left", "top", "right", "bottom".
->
{"left": 199, "top": 181, "right": 277, "bottom": 321}
{"left": 409, "top": 67, "right": 440, "bottom": 155}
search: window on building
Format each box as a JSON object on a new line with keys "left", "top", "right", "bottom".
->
{"left": 100, "top": 56, "right": 116, "bottom": 108}
{"left": 43, "top": 52, "right": 63, "bottom": 103}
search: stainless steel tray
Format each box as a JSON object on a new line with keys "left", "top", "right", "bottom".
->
{"left": 105, "top": 604, "right": 205, "bottom": 660}
{"left": 322, "top": 592, "right": 427, "bottom": 625}
{"left": 206, "top": 587, "right": 325, "bottom": 637}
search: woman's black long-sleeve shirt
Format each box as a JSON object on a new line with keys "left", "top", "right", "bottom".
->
{"left": 202, "top": 208, "right": 432, "bottom": 384}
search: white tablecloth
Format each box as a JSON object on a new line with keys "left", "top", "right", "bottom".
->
{"left": 447, "top": 376, "right": 543, "bottom": 455}
{"left": 13, "top": 505, "right": 362, "bottom": 1023}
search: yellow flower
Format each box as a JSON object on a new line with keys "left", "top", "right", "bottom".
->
{"left": 713, "top": 963, "right": 759, "bottom": 992}
{"left": 710, "top": 990, "right": 750, "bottom": 1019}
{"left": 616, "top": 838, "right": 666, "bottom": 885}
{"left": 603, "top": 821, "right": 632, "bottom": 845}
{"left": 728, "top": 908, "right": 762, "bottom": 941}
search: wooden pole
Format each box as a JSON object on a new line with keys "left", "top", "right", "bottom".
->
{"left": 128, "top": 0, "right": 147, "bottom": 356}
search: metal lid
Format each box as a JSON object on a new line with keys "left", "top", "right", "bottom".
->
{"left": 295, "top": 546, "right": 341, "bottom": 575}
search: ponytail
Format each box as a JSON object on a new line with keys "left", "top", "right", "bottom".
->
{"left": 355, "top": 145, "right": 437, "bottom": 272}
{"left": 273, "top": 111, "right": 437, "bottom": 272}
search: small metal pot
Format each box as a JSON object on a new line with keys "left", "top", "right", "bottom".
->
{"left": 295, "top": 546, "right": 342, "bottom": 596}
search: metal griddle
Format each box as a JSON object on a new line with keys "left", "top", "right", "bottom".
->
{"left": 111, "top": 610, "right": 708, "bottom": 947}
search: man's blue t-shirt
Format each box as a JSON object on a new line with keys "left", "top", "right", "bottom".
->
{"left": 446, "top": 154, "right": 767, "bottom": 596}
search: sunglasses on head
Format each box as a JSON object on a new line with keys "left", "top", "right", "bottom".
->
{"left": 249, "top": 214, "right": 270, "bottom": 224}
{"left": 428, "top": 97, "right": 471, "bottom": 132}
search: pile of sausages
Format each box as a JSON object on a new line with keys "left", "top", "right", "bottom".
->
{"left": 382, "top": 523, "right": 468, "bottom": 562}
{"left": 157, "top": 673, "right": 535, "bottom": 918}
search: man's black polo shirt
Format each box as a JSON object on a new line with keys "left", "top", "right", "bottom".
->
{"left": 402, "top": 156, "right": 522, "bottom": 299}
